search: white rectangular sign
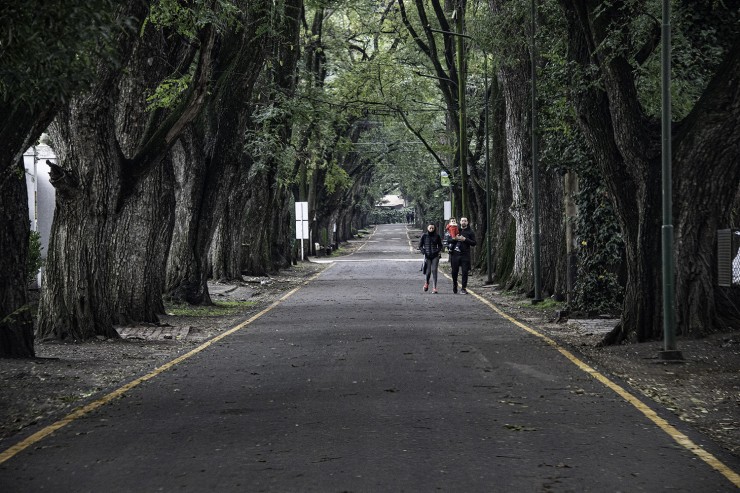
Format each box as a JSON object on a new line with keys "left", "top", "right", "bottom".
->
{"left": 295, "top": 201, "right": 308, "bottom": 221}
{"left": 295, "top": 201, "right": 309, "bottom": 240}
{"left": 444, "top": 201, "right": 451, "bottom": 220}
{"left": 295, "top": 220, "right": 309, "bottom": 240}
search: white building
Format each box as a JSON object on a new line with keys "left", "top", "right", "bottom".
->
{"left": 376, "top": 194, "right": 406, "bottom": 209}
{"left": 24, "top": 144, "right": 56, "bottom": 287}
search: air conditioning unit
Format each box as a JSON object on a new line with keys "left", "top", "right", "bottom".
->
{"left": 717, "top": 229, "right": 740, "bottom": 287}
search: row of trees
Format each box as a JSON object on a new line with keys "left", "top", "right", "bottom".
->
{"left": 0, "top": 0, "right": 384, "bottom": 357}
{"left": 2, "top": 0, "right": 739, "bottom": 357}
{"left": 309, "top": 0, "right": 740, "bottom": 343}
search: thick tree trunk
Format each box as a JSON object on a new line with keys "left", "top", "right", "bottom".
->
{"left": 673, "top": 42, "right": 740, "bottom": 334}
{"left": 210, "top": 173, "right": 254, "bottom": 280}
{"left": 499, "top": 57, "right": 533, "bottom": 290}
{"left": 271, "top": 188, "right": 294, "bottom": 269}
{"left": 166, "top": 1, "right": 271, "bottom": 300}
{"left": 241, "top": 180, "right": 274, "bottom": 275}
{"left": 169, "top": 110, "right": 258, "bottom": 292}
{"left": 0, "top": 156, "right": 35, "bottom": 357}
{"left": 560, "top": 0, "right": 740, "bottom": 342}
{"left": 39, "top": 102, "right": 176, "bottom": 340}
{"left": 539, "top": 168, "right": 565, "bottom": 298}
{"left": 165, "top": 129, "right": 213, "bottom": 304}
{"left": 564, "top": 171, "right": 579, "bottom": 304}
{"left": 489, "top": 0, "right": 563, "bottom": 296}
{"left": 489, "top": 82, "right": 515, "bottom": 283}
{"left": 210, "top": 0, "right": 300, "bottom": 278}
{"left": 37, "top": 9, "right": 210, "bottom": 340}
{"left": 560, "top": 0, "right": 674, "bottom": 342}
{"left": 0, "top": 103, "right": 58, "bottom": 356}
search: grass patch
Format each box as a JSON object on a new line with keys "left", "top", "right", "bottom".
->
{"left": 519, "top": 298, "right": 563, "bottom": 310}
{"left": 329, "top": 246, "right": 346, "bottom": 256}
{"left": 165, "top": 300, "right": 257, "bottom": 317}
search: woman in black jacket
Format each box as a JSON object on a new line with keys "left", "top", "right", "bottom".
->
{"left": 418, "top": 223, "right": 443, "bottom": 293}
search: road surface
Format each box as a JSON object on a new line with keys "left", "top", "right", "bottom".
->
{"left": 1, "top": 224, "right": 738, "bottom": 492}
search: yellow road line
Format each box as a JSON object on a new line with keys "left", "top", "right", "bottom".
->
{"left": 351, "top": 225, "right": 375, "bottom": 255}
{"left": 464, "top": 285, "right": 740, "bottom": 488}
{"left": 0, "top": 266, "right": 331, "bottom": 465}
{"left": 405, "top": 224, "right": 416, "bottom": 252}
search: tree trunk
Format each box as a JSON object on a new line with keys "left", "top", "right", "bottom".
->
{"left": 0, "top": 102, "right": 59, "bottom": 356}
{"left": 559, "top": 0, "right": 740, "bottom": 342}
{"left": 37, "top": 10, "right": 212, "bottom": 340}
{"left": 166, "top": 1, "right": 271, "bottom": 299}
{"left": 564, "top": 171, "right": 579, "bottom": 304}
{"left": 0, "top": 155, "right": 35, "bottom": 357}
{"left": 241, "top": 180, "right": 274, "bottom": 275}
{"left": 39, "top": 104, "right": 176, "bottom": 340}
{"left": 499, "top": 48, "right": 535, "bottom": 291}
{"left": 165, "top": 129, "right": 213, "bottom": 304}
{"left": 488, "top": 80, "right": 515, "bottom": 283}
{"left": 559, "top": 0, "right": 675, "bottom": 342}
{"left": 673, "top": 42, "right": 740, "bottom": 334}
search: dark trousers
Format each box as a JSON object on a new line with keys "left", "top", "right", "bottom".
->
{"left": 450, "top": 253, "right": 470, "bottom": 290}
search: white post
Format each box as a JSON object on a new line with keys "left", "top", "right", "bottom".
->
{"left": 296, "top": 201, "right": 309, "bottom": 260}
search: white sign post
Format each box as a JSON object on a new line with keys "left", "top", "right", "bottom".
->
{"left": 444, "top": 201, "right": 451, "bottom": 221}
{"left": 295, "top": 202, "right": 309, "bottom": 260}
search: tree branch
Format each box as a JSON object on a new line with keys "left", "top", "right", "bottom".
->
{"left": 391, "top": 104, "right": 449, "bottom": 174}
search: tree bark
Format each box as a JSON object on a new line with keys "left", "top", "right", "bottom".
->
{"left": 557, "top": 0, "right": 740, "bottom": 341}
{"left": 559, "top": 0, "right": 662, "bottom": 343}
{"left": 0, "top": 101, "right": 60, "bottom": 356}
{"left": 164, "top": 0, "right": 283, "bottom": 302}
{"left": 37, "top": 7, "right": 214, "bottom": 340}
{"left": 0, "top": 154, "right": 36, "bottom": 357}
{"left": 164, "top": 128, "right": 213, "bottom": 304}
{"left": 673, "top": 41, "right": 740, "bottom": 334}
{"left": 211, "top": 0, "right": 301, "bottom": 278}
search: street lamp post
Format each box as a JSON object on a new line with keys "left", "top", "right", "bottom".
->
{"left": 531, "top": 0, "right": 543, "bottom": 303}
{"left": 454, "top": 3, "right": 468, "bottom": 219}
{"left": 659, "top": 0, "right": 681, "bottom": 360}
{"left": 485, "top": 54, "right": 493, "bottom": 285}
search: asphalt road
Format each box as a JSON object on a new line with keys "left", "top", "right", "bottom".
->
{"left": 1, "top": 224, "right": 739, "bottom": 492}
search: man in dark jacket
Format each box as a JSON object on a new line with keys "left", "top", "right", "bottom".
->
{"left": 450, "top": 217, "right": 476, "bottom": 294}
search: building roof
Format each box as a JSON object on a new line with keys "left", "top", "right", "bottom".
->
{"left": 376, "top": 194, "right": 406, "bottom": 208}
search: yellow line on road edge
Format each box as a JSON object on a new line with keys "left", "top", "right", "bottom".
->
{"left": 466, "top": 287, "right": 740, "bottom": 488}
{"left": 0, "top": 266, "right": 331, "bottom": 466}
{"left": 355, "top": 225, "right": 376, "bottom": 254}
{"left": 405, "top": 224, "right": 415, "bottom": 252}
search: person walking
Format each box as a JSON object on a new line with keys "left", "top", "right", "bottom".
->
{"left": 418, "top": 223, "right": 443, "bottom": 294}
{"left": 450, "top": 216, "right": 476, "bottom": 294}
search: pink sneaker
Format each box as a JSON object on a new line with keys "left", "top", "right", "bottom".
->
{"left": 423, "top": 282, "right": 429, "bottom": 292}
{"left": 432, "top": 288, "right": 438, "bottom": 294}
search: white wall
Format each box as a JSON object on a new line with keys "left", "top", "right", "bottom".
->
{"left": 23, "top": 144, "right": 56, "bottom": 287}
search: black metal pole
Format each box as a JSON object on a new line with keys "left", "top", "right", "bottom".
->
{"left": 659, "top": 0, "right": 681, "bottom": 360}
{"left": 531, "top": 0, "right": 543, "bottom": 303}
{"left": 485, "top": 54, "right": 493, "bottom": 285}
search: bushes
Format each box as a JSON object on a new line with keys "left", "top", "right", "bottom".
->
{"left": 368, "top": 208, "right": 406, "bottom": 224}
{"left": 27, "top": 231, "right": 43, "bottom": 285}
{"left": 571, "top": 170, "right": 624, "bottom": 315}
